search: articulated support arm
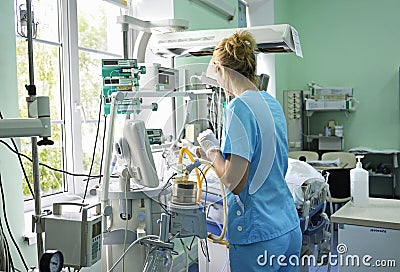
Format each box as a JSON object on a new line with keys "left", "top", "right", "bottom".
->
{"left": 0, "top": 96, "right": 52, "bottom": 141}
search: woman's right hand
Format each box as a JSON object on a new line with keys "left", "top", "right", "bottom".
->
{"left": 195, "top": 146, "right": 209, "bottom": 160}
{"left": 197, "top": 129, "right": 221, "bottom": 157}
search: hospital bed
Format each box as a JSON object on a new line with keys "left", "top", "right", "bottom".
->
{"left": 197, "top": 158, "right": 333, "bottom": 271}
{"left": 286, "top": 158, "right": 333, "bottom": 268}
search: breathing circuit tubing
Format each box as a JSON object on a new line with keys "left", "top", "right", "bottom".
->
{"left": 177, "top": 148, "right": 228, "bottom": 243}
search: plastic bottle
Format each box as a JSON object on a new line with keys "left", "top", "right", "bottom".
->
{"left": 143, "top": 248, "right": 173, "bottom": 272}
{"left": 350, "top": 155, "right": 369, "bottom": 207}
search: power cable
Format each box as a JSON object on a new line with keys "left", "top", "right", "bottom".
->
{"left": 157, "top": 173, "right": 176, "bottom": 215}
{"left": 0, "top": 139, "right": 115, "bottom": 180}
{"left": 82, "top": 97, "right": 103, "bottom": 202}
{"left": 0, "top": 112, "right": 34, "bottom": 198}
{"left": 98, "top": 114, "right": 107, "bottom": 185}
{"left": 198, "top": 167, "right": 210, "bottom": 263}
{"left": 0, "top": 174, "right": 29, "bottom": 270}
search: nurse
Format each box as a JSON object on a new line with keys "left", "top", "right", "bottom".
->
{"left": 197, "top": 30, "right": 302, "bottom": 271}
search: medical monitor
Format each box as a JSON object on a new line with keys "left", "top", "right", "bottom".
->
{"left": 116, "top": 119, "right": 159, "bottom": 188}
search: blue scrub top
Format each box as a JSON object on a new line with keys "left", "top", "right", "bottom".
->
{"left": 221, "top": 90, "right": 299, "bottom": 245}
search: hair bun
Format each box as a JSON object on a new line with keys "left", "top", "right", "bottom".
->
{"left": 212, "top": 30, "right": 259, "bottom": 87}
{"left": 225, "top": 31, "right": 256, "bottom": 62}
{"left": 232, "top": 31, "right": 256, "bottom": 50}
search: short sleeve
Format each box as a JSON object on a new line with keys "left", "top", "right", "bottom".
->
{"left": 221, "top": 98, "right": 258, "bottom": 162}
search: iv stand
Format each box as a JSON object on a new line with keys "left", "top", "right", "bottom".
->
{"left": 25, "top": 0, "right": 44, "bottom": 263}
{"left": 0, "top": 0, "right": 53, "bottom": 265}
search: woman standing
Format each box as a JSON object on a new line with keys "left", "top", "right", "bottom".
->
{"left": 197, "top": 30, "right": 301, "bottom": 271}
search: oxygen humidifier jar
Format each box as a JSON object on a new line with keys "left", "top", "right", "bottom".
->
{"left": 143, "top": 248, "right": 173, "bottom": 272}
{"left": 171, "top": 176, "right": 197, "bottom": 205}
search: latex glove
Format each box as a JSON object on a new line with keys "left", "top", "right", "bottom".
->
{"left": 197, "top": 129, "right": 220, "bottom": 158}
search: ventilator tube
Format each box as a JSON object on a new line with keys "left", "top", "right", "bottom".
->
{"left": 350, "top": 156, "right": 369, "bottom": 207}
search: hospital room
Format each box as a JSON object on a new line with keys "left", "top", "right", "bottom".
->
{"left": 1, "top": 0, "right": 400, "bottom": 271}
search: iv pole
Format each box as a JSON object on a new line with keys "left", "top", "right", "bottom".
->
{"left": 25, "top": 0, "right": 45, "bottom": 263}
{"left": 19, "top": 0, "right": 42, "bottom": 265}
{"left": 0, "top": 0, "right": 53, "bottom": 265}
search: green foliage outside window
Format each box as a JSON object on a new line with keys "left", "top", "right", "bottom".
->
{"left": 16, "top": 40, "right": 64, "bottom": 197}
{"left": 16, "top": 2, "right": 114, "bottom": 197}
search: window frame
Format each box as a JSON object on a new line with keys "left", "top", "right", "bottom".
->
{"left": 21, "top": 0, "right": 125, "bottom": 212}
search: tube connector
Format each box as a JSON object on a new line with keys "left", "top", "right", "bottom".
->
{"left": 186, "top": 159, "right": 201, "bottom": 174}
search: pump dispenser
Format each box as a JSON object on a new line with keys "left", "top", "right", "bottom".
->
{"left": 350, "top": 155, "right": 369, "bottom": 207}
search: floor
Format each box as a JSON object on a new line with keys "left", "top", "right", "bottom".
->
{"left": 187, "top": 229, "right": 340, "bottom": 272}
{"left": 188, "top": 228, "right": 339, "bottom": 272}
{"left": 300, "top": 228, "right": 339, "bottom": 272}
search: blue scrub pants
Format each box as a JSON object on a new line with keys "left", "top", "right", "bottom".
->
{"left": 229, "top": 226, "right": 302, "bottom": 272}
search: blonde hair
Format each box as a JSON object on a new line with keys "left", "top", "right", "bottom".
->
{"left": 212, "top": 30, "right": 259, "bottom": 87}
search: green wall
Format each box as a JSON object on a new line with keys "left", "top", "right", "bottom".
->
{"left": 0, "top": 0, "right": 37, "bottom": 268}
{"left": 173, "top": 0, "right": 239, "bottom": 66}
{"left": 275, "top": 0, "right": 400, "bottom": 150}
{"left": 172, "top": 0, "right": 239, "bottom": 132}
{"left": 173, "top": 0, "right": 238, "bottom": 30}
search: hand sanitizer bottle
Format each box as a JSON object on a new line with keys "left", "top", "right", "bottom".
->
{"left": 350, "top": 155, "right": 369, "bottom": 207}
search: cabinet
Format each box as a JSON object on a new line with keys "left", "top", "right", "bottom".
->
{"left": 284, "top": 87, "right": 355, "bottom": 151}
{"left": 331, "top": 199, "right": 400, "bottom": 272}
{"left": 305, "top": 110, "right": 348, "bottom": 151}
{"left": 304, "top": 86, "right": 355, "bottom": 151}
{"left": 349, "top": 148, "right": 400, "bottom": 198}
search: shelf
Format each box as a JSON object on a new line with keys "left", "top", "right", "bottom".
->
{"left": 369, "top": 172, "right": 393, "bottom": 178}
{"left": 349, "top": 151, "right": 399, "bottom": 199}
{"left": 306, "top": 108, "right": 355, "bottom": 117}
{"left": 151, "top": 142, "right": 172, "bottom": 152}
{"left": 306, "top": 135, "right": 343, "bottom": 143}
{"left": 349, "top": 148, "right": 400, "bottom": 155}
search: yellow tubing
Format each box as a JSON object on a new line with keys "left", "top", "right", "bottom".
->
{"left": 198, "top": 159, "right": 228, "bottom": 243}
{"left": 207, "top": 176, "right": 228, "bottom": 242}
{"left": 178, "top": 151, "right": 228, "bottom": 243}
{"left": 178, "top": 147, "right": 202, "bottom": 202}
{"left": 200, "top": 164, "right": 212, "bottom": 182}
{"left": 207, "top": 238, "right": 229, "bottom": 247}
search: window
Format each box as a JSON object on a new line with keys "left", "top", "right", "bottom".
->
{"left": 15, "top": 0, "right": 123, "bottom": 202}
{"left": 77, "top": 0, "right": 123, "bottom": 176}
{"left": 15, "top": 0, "right": 64, "bottom": 198}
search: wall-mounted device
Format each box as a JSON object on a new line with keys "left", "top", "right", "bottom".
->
{"left": 146, "top": 128, "right": 163, "bottom": 145}
{"left": 138, "top": 64, "right": 179, "bottom": 92}
{"left": 149, "top": 24, "right": 302, "bottom": 57}
{"left": 101, "top": 59, "right": 146, "bottom": 115}
{"left": 283, "top": 90, "right": 304, "bottom": 151}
